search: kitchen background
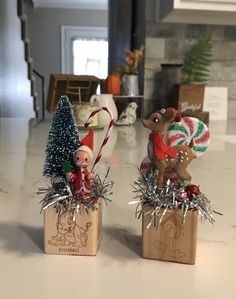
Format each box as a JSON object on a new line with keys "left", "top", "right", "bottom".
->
{"left": 1, "top": 0, "right": 236, "bottom": 119}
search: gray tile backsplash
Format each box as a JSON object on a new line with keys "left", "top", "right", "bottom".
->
{"left": 144, "top": 22, "right": 236, "bottom": 118}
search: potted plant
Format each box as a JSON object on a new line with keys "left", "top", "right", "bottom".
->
{"left": 172, "top": 34, "right": 213, "bottom": 113}
{"left": 114, "top": 46, "right": 145, "bottom": 96}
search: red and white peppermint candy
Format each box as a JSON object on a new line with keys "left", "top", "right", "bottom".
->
{"left": 166, "top": 116, "right": 210, "bottom": 157}
{"left": 85, "top": 106, "right": 114, "bottom": 171}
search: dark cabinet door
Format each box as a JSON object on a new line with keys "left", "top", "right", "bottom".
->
{"left": 108, "top": 0, "right": 145, "bottom": 94}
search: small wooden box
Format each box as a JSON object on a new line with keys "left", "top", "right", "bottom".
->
{"left": 142, "top": 209, "right": 198, "bottom": 264}
{"left": 172, "top": 84, "right": 205, "bottom": 112}
{"left": 46, "top": 74, "right": 100, "bottom": 113}
{"left": 44, "top": 204, "right": 102, "bottom": 256}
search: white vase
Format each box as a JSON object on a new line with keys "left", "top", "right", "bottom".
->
{"left": 122, "top": 75, "right": 139, "bottom": 96}
{"left": 90, "top": 93, "right": 118, "bottom": 128}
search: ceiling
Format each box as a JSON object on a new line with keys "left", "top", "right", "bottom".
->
{"left": 32, "top": 0, "right": 108, "bottom": 10}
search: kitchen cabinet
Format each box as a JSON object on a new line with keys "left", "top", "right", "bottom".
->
{"left": 157, "top": 0, "right": 236, "bottom": 25}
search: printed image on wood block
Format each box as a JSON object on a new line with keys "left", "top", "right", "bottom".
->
{"left": 44, "top": 203, "right": 102, "bottom": 256}
{"left": 142, "top": 209, "right": 198, "bottom": 264}
{"left": 172, "top": 84, "right": 205, "bottom": 112}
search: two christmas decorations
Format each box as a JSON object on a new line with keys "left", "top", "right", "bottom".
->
{"left": 39, "top": 97, "right": 220, "bottom": 262}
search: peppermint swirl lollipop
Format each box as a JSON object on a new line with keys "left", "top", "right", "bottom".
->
{"left": 166, "top": 116, "right": 210, "bottom": 157}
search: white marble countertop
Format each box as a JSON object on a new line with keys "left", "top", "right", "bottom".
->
{"left": 0, "top": 117, "right": 235, "bottom": 299}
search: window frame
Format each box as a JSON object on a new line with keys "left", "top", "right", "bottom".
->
{"left": 61, "top": 25, "right": 108, "bottom": 74}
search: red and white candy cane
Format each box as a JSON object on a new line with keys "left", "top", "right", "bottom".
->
{"left": 84, "top": 106, "right": 114, "bottom": 172}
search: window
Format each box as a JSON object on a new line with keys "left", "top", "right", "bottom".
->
{"left": 73, "top": 39, "right": 108, "bottom": 79}
{"left": 61, "top": 26, "right": 108, "bottom": 79}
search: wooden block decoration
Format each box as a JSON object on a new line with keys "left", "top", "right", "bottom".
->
{"left": 171, "top": 84, "right": 205, "bottom": 112}
{"left": 142, "top": 209, "right": 198, "bottom": 264}
{"left": 44, "top": 203, "right": 102, "bottom": 256}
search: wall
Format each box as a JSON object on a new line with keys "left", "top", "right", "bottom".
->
{"left": 0, "top": 0, "right": 33, "bottom": 117}
{"left": 144, "top": 1, "right": 236, "bottom": 118}
{"left": 25, "top": 5, "right": 108, "bottom": 117}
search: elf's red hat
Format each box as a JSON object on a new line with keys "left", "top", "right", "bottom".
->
{"left": 77, "top": 128, "right": 94, "bottom": 158}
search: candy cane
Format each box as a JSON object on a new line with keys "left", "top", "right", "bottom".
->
{"left": 167, "top": 116, "right": 210, "bottom": 157}
{"left": 84, "top": 107, "right": 114, "bottom": 172}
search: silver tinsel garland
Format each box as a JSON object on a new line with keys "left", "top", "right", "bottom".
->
{"left": 130, "top": 169, "right": 221, "bottom": 228}
{"left": 38, "top": 169, "right": 113, "bottom": 218}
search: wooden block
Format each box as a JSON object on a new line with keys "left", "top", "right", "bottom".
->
{"left": 44, "top": 203, "right": 102, "bottom": 256}
{"left": 142, "top": 209, "right": 198, "bottom": 264}
{"left": 171, "top": 84, "right": 205, "bottom": 112}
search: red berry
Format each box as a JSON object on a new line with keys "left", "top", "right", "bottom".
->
{"left": 185, "top": 184, "right": 200, "bottom": 195}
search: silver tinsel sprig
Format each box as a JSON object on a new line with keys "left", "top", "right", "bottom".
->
{"left": 130, "top": 169, "right": 221, "bottom": 228}
{"left": 38, "top": 169, "right": 113, "bottom": 217}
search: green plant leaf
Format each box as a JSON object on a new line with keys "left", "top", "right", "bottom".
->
{"left": 182, "top": 34, "right": 213, "bottom": 83}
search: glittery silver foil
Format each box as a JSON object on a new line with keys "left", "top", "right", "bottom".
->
{"left": 38, "top": 168, "right": 113, "bottom": 217}
{"left": 130, "top": 169, "right": 221, "bottom": 228}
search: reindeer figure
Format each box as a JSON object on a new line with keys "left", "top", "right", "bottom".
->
{"left": 143, "top": 108, "right": 194, "bottom": 188}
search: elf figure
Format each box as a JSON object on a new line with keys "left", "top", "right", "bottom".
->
{"left": 66, "top": 128, "right": 95, "bottom": 196}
